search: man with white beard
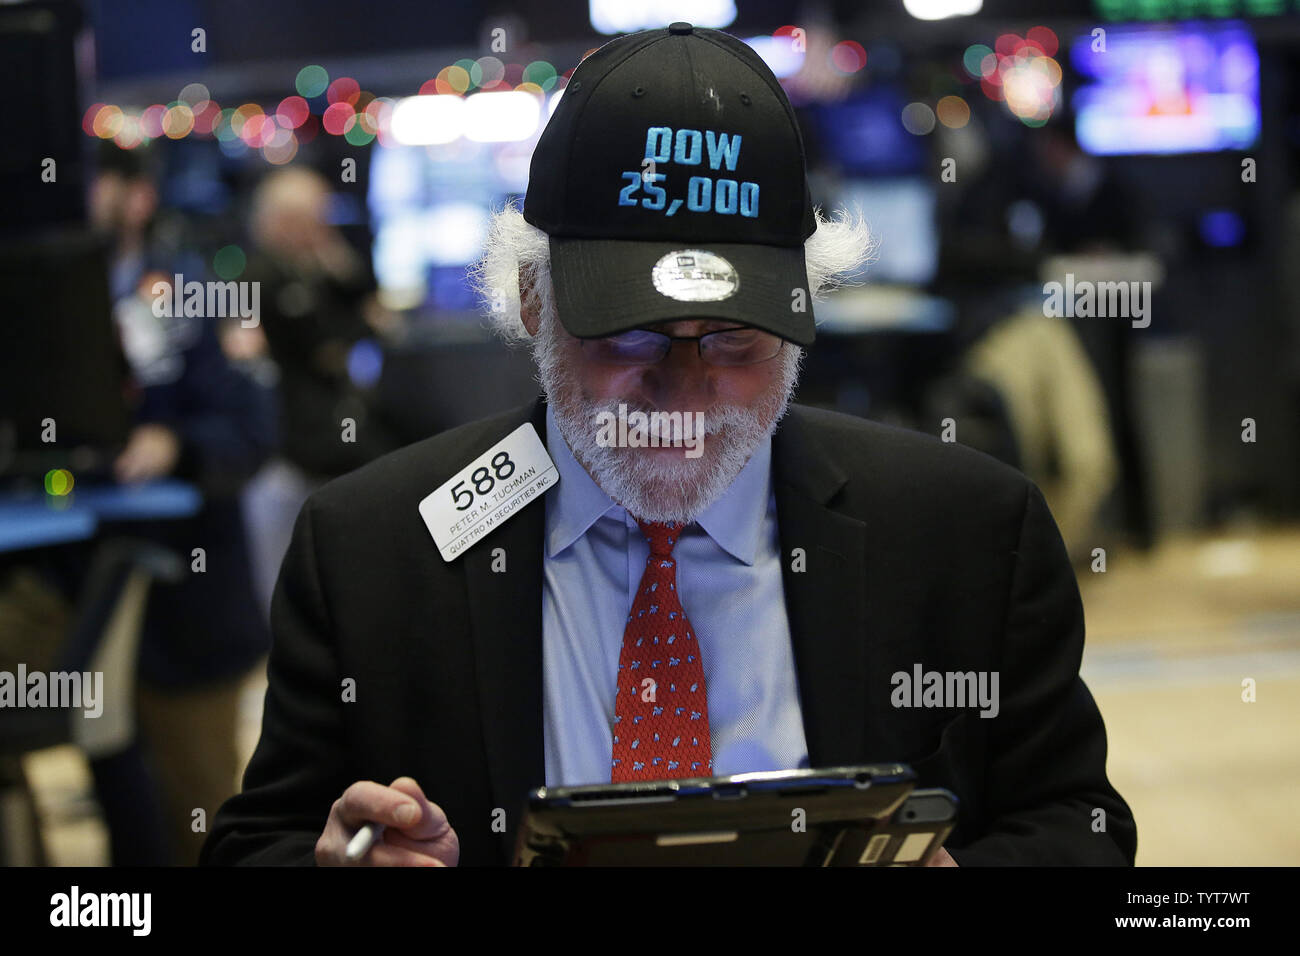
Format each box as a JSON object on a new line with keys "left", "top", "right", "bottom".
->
{"left": 204, "top": 23, "right": 1135, "bottom": 868}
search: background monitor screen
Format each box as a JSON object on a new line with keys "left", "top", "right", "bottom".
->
{"left": 833, "top": 177, "right": 938, "bottom": 286}
{"left": 368, "top": 139, "right": 533, "bottom": 312}
{"left": 1071, "top": 20, "right": 1260, "bottom": 156}
{"left": 808, "top": 87, "right": 927, "bottom": 177}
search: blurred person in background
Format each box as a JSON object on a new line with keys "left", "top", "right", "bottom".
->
{"left": 84, "top": 147, "right": 277, "bottom": 865}
{"left": 962, "top": 299, "right": 1119, "bottom": 562}
{"left": 89, "top": 142, "right": 169, "bottom": 303}
{"left": 941, "top": 119, "right": 1127, "bottom": 562}
{"left": 241, "top": 166, "right": 403, "bottom": 620}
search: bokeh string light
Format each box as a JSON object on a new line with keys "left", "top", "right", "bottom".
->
{"left": 85, "top": 54, "right": 568, "bottom": 162}
{"left": 88, "top": 26, "right": 1024, "bottom": 157}
{"left": 963, "top": 27, "right": 1062, "bottom": 126}
{"left": 898, "top": 27, "right": 1060, "bottom": 138}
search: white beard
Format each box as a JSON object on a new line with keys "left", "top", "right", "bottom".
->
{"left": 534, "top": 315, "right": 801, "bottom": 524}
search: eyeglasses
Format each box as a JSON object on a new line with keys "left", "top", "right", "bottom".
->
{"left": 579, "top": 325, "right": 785, "bottom": 367}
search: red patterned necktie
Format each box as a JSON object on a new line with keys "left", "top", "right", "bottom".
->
{"left": 611, "top": 519, "right": 713, "bottom": 782}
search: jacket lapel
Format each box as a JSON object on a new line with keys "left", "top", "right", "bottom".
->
{"left": 773, "top": 406, "right": 870, "bottom": 767}
{"left": 462, "top": 397, "right": 549, "bottom": 862}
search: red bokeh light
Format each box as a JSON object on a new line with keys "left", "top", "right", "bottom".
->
{"left": 326, "top": 77, "right": 360, "bottom": 107}
{"left": 830, "top": 40, "right": 867, "bottom": 74}
{"left": 322, "top": 101, "right": 356, "bottom": 135}
{"left": 995, "top": 33, "right": 1020, "bottom": 58}
{"left": 82, "top": 103, "right": 105, "bottom": 137}
{"left": 277, "top": 95, "right": 310, "bottom": 128}
{"left": 1026, "top": 26, "right": 1059, "bottom": 57}
{"left": 192, "top": 100, "right": 222, "bottom": 135}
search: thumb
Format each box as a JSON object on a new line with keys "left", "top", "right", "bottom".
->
{"left": 387, "top": 777, "right": 451, "bottom": 841}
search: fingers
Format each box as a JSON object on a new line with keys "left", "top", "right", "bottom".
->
{"left": 317, "top": 827, "right": 444, "bottom": 867}
{"left": 317, "top": 778, "right": 459, "bottom": 867}
{"left": 315, "top": 811, "right": 356, "bottom": 866}
{"left": 363, "top": 843, "right": 447, "bottom": 867}
{"left": 386, "top": 777, "right": 452, "bottom": 842}
{"left": 383, "top": 821, "right": 460, "bottom": 867}
{"left": 336, "top": 780, "right": 422, "bottom": 830}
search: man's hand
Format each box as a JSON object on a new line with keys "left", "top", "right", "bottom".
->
{"left": 113, "top": 424, "right": 181, "bottom": 483}
{"left": 925, "top": 847, "right": 958, "bottom": 867}
{"left": 315, "top": 777, "right": 459, "bottom": 866}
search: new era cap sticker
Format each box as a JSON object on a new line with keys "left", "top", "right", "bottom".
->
{"left": 617, "top": 126, "right": 758, "bottom": 219}
{"left": 652, "top": 250, "right": 739, "bottom": 302}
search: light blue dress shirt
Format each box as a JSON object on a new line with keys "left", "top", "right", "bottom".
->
{"left": 541, "top": 404, "right": 810, "bottom": 786}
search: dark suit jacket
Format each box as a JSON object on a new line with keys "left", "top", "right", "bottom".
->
{"left": 202, "top": 396, "right": 1136, "bottom": 866}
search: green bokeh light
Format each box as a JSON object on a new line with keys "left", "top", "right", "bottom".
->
{"left": 455, "top": 58, "right": 480, "bottom": 89}
{"left": 963, "top": 44, "right": 992, "bottom": 78}
{"left": 213, "top": 244, "right": 246, "bottom": 280}
{"left": 344, "top": 123, "right": 375, "bottom": 146}
{"left": 523, "top": 60, "right": 558, "bottom": 91}
{"left": 44, "top": 468, "right": 73, "bottom": 496}
{"left": 296, "top": 65, "right": 329, "bottom": 99}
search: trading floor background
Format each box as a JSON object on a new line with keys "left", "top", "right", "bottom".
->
{"left": 1, "top": 0, "right": 1297, "bottom": 867}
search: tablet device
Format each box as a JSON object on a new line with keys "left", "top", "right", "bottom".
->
{"left": 512, "top": 763, "right": 919, "bottom": 866}
{"left": 827, "top": 787, "right": 959, "bottom": 867}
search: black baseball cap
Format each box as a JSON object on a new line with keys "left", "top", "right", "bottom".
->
{"left": 523, "top": 22, "right": 819, "bottom": 346}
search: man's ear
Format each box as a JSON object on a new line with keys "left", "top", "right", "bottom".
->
{"left": 518, "top": 265, "right": 540, "bottom": 337}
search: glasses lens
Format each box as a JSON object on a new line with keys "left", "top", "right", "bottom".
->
{"left": 700, "top": 328, "right": 784, "bottom": 366}
{"left": 583, "top": 329, "right": 670, "bottom": 365}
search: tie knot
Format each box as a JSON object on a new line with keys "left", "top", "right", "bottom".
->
{"left": 636, "top": 519, "right": 682, "bottom": 557}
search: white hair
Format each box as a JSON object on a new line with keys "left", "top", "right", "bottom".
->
{"left": 467, "top": 199, "right": 876, "bottom": 346}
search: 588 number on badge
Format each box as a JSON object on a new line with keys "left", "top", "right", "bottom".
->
{"left": 418, "top": 422, "right": 559, "bottom": 562}
{"left": 450, "top": 451, "right": 515, "bottom": 510}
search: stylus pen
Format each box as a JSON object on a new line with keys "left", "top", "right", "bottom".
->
{"left": 345, "top": 822, "right": 385, "bottom": 862}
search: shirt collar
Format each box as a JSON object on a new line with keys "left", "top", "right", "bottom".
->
{"left": 545, "top": 404, "right": 619, "bottom": 558}
{"left": 544, "top": 403, "right": 771, "bottom": 566}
